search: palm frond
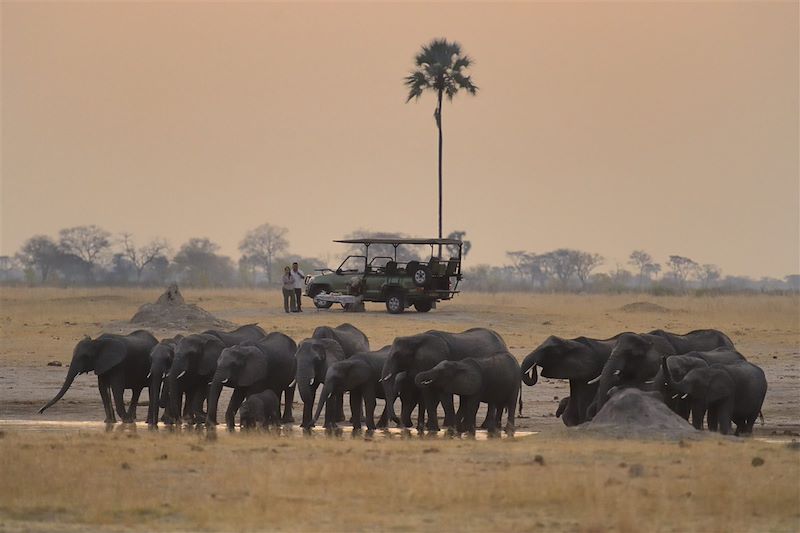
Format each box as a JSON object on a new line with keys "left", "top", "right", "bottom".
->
{"left": 405, "top": 38, "right": 477, "bottom": 103}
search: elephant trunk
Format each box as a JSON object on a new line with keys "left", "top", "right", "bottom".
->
{"left": 297, "top": 374, "right": 316, "bottom": 424}
{"left": 312, "top": 383, "right": 334, "bottom": 425}
{"left": 589, "top": 361, "right": 623, "bottom": 415}
{"left": 206, "top": 368, "right": 227, "bottom": 427}
{"left": 147, "top": 371, "right": 163, "bottom": 424}
{"left": 167, "top": 370, "right": 182, "bottom": 421}
{"left": 39, "top": 365, "right": 79, "bottom": 413}
{"left": 520, "top": 352, "right": 540, "bottom": 386}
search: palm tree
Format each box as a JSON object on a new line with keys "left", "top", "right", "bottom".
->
{"left": 405, "top": 38, "right": 478, "bottom": 247}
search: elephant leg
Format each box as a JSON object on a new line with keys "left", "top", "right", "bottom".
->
{"left": 363, "top": 389, "right": 377, "bottom": 431}
{"left": 282, "top": 384, "right": 295, "bottom": 423}
{"left": 422, "top": 389, "right": 440, "bottom": 432}
{"left": 400, "top": 389, "right": 417, "bottom": 428}
{"left": 192, "top": 386, "right": 209, "bottom": 424}
{"left": 146, "top": 383, "right": 158, "bottom": 425}
{"left": 350, "top": 389, "right": 364, "bottom": 430}
{"left": 225, "top": 389, "right": 246, "bottom": 430}
{"left": 466, "top": 398, "right": 480, "bottom": 435}
{"left": 690, "top": 402, "right": 705, "bottom": 431}
{"left": 504, "top": 395, "right": 517, "bottom": 436}
{"left": 323, "top": 392, "right": 338, "bottom": 429}
{"left": 485, "top": 403, "right": 499, "bottom": 435}
{"left": 336, "top": 393, "right": 346, "bottom": 422}
{"left": 98, "top": 376, "right": 116, "bottom": 423}
{"left": 376, "top": 399, "right": 389, "bottom": 429}
{"left": 108, "top": 374, "right": 131, "bottom": 423}
{"left": 127, "top": 387, "right": 142, "bottom": 421}
{"left": 441, "top": 393, "right": 456, "bottom": 428}
{"left": 707, "top": 406, "right": 719, "bottom": 432}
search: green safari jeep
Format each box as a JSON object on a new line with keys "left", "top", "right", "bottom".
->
{"left": 303, "top": 238, "right": 463, "bottom": 314}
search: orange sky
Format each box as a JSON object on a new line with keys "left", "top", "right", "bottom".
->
{"left": 2, "top": 2, "right": 798, "bottom": 277}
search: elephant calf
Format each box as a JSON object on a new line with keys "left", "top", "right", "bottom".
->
{"left": 663, "top": 354, "right": 767, "bottom": 436}
{"left": 312, "top": 348, "right": 391, "bottom": 431}
{"left": 415, "top": 352, "right": 520, "bottom": 436}
{"left": 239, "top": 390, "right": 281, "bottom": 430}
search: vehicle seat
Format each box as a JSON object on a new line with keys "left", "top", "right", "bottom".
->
{"left": 445, "top": 258, "right": 459, "bottom": 276}
{"left": 428, "top": 258, "right": 440, "bottom": 276}
{"left": 385, "top": 261, "right": 398, "bottom": 275}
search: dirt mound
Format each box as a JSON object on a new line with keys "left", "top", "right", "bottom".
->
{"left": 584, "top": 388, "right": 698, "bottom": 439}
{"left": 130, "top": 284, "right": 234, "bottom": 331}
{"left": 619, "top": 301, "right": 671, "bottom": 313}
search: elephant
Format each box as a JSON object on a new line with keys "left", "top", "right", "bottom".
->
{"left": 312, "top": 347, "right": 392, "bottom": 430}
{"left": 586, "top": 329, "right": 735, "bottom": 418}
{"left": 145, "top": 335, "right": 183, "bottom": 426}
{"left": 659, "top": 351, "right": 746, "bottom": 422}
{"left": 380, "top": 328, "right": 508, "bottom": 431}
{"left": 520, "top": 333, "right": 626, "bottom": 426}
{"left": 294, "top": 338, "right": 349, "bottom": 428}
{"left": 168, "top": 324, "right": 265, "bottom": 424}
{"left": 649, "top": 329, "right": 735, "bottom": 353}
{"left": 662, "top": 355, "right": 767, "bottom": 435}
{"left": 312, "top": 323, "right": 370, "bottom": 355}
{"left": 239, "top": 390, "right": 281, "bottom": 430}
{"left": 39, "top": 330, "right": 158, "bottom": 423}
{"left": 202, "top": 323, "right": 267, "bottom": 346}
{"left": 414, "top": 351, "right": 520, "bottom": 436}
{"left": 168, "top": 333, "right": 226, "bottom": 424}
{"left": 206, "top": 332, "right": 298, "bottom": 430}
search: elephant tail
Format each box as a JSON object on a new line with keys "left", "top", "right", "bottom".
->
{"left": 759, "top": 411, "right": 765, "bottom": 426}
{"left": 517, "top": 386, "right": 523, "bottom": 417}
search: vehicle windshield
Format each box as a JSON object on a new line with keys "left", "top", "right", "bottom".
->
{"left": 337, "top": 255, "right": 366, "bottom": 274}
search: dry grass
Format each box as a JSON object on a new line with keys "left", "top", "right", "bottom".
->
{"left": 1, "top": 287, "right": 797, "bottom": 366}
{"left": 0, "top": 429, "right": 798, "bottom": 532}
{"left": 1, "top": 287, "right": 798, "bottom": 532}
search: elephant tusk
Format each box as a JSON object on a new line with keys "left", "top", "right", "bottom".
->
{"left": 681, "top": 394, "right": 688, "bottom": 399}
{"left": 177, "top": 370, "right": 186, "bottom": 379}
{"left": 288, "top": 379, "right": 296, "bottom": 388}
{"left": 527, "top": 368, "right": 535, "bottom": 380}
{"left": 380, "top": 374, "right": 393, "bottom": 383}
{"left": 146, "top": 372, "right": 151, "bottom": 379}
{"left": 644, "top": 380, "right": 654, "bottom": 384}
{"left": 309, "top": 379, "right": 315, "bottom": 386}
{"left": 672, "top": 394, "right": 680, "bottom": 399}
{"left": 612, "top": 370, "right": 621, "bottom": 376}
{"left": 222, "top": 378, "right": 229, "bottom": 384}
{"left": 587, "top": 375, "right": 601, "bottom": 385}
{"left": 421, "top": 379, "right": 433, "bottom": 385}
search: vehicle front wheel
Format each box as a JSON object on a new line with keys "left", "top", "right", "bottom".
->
{"left": 309, "top": 286, "right": 334, "bottom": 309}
{"left": 385, "top": 293, "right": 405, "bottom": 314}
{"left": 413, "top": 300, "right": 433, "bottom": 313}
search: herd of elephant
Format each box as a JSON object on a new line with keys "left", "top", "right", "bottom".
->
{"left": 38, "top": 322, "right": 767, "bottom": 437}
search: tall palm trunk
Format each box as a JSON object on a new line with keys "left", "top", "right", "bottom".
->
{"left": 436, "top": 88, "right": 444, "bottom": 256}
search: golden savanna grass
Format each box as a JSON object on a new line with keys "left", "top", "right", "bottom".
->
{"left": 0, "top": 287, "right": 798, "bottom": 532}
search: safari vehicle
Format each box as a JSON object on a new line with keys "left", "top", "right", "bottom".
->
{"left": 304, "top": 238, "right": 463, "bottom": 314}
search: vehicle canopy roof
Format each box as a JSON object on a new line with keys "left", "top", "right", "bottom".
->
{"left": 334, "top": 238, "right": 462, "bottom": 246}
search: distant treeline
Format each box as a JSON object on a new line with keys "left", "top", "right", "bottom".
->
{"left": 1, "top": 225, "right": 797, "bottom": 294}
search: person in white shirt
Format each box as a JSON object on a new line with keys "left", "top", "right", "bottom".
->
{"left": 291, "top": 262, "right": 305, "bottom": 312}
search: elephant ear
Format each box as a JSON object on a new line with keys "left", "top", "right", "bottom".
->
{"left": 239, "top": 349, "right": 269, "bottom": 388}
{"left": 198, "top": 337, "right": 225, "bottom": 376}
{"left": 94, "top": 338, "right": 127, "bottom": 375}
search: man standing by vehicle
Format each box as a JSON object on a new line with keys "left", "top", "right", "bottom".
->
{"left": 291, "top": 262, "right": 305, "bottom": 312}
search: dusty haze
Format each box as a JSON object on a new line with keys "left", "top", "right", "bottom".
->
{"left": 2, "top": 2, "right": 798, "bottom": 277}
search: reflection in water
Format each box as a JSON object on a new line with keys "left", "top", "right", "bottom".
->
{"left": 0, "top": 419, "right": 536, "bottom": 440}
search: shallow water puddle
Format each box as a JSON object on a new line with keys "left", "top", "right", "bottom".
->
{"left": 0, "top": 419, "right": 537, "bottom": 440}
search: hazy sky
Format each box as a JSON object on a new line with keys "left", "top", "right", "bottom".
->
{"left": 2, "top": 2, "right": 798, "bottom": 277}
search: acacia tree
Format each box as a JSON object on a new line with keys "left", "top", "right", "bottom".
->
{"left": 58, "top": 225, "right": 111, "bottom": 274}
{"left": 542, "top": 249, "right": 579, "bottom": 290}
{"left": 699, "top": 264, "right": 721, "bottom": 289}
{"left": 667, "top": 255, "right": 699, "bottom": 290}
{"left": 629, "top": 250, "right": 654, "bottom": 289}
{"left": 446, "top": 230, "right": 471, "bottom": 259}
{"left": 120, "top": 233, "right": 170, "bottom": 283}
{"left": 173, "top": 238, "right": 234, "bottom": 287}
{"left": 238, "top": 224, "right": 289, "bottom": 284}
{"left": 405, "top": 38, "right": 478, "bottom": 245}
{"left": 575, "top": 252, "right": 604, "bottom": 290}
{"left": 16, "top": 235, "right": 62, "bottom": 282}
